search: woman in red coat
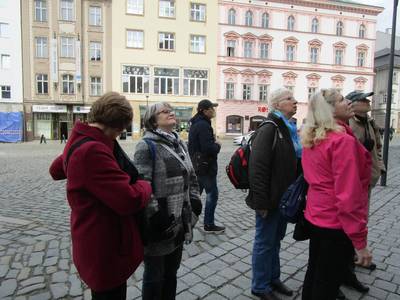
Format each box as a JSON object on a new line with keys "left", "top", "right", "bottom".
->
{"left": 49, "top": 92, "right": 151, "bottom": 299}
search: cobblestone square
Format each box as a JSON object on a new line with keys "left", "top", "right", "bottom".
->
{"left": 0, "top": 139, "right": 400, "bottom": 299}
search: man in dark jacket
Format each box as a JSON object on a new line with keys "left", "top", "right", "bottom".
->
{"left": 188, "top": 99, "right": 225, "bottom": 233}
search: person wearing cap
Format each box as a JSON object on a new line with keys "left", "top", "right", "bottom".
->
{"left": 188, "top": 99, "right": 225, "bottom": 233}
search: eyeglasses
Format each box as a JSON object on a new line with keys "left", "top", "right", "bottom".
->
{"left": 157, "top": 109, "right": 175, "bottom": 115}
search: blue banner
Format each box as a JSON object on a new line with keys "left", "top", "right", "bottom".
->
{"left": 0, "top": 112, "right": 23, "bottom": 143}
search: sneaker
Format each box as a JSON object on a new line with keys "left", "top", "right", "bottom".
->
{"left": 204, "top": 224, "right": 225, "bottom": 233}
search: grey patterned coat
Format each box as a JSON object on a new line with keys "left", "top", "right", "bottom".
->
{"left": 133, "top": 130, "right": 202, "bottom": 256}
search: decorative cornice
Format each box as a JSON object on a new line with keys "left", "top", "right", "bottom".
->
{"left": 242, "top": 32, "right": 257, "bottom": 40}
{"left": 306, "top": 73, "right": 321, "bottom": 80}
{"left": 356, "top": 43, "right": 369, "bottom": 51}
{"left": 282, "top": 71, "right": 298, "bottom": 78}
{"left": 331, "top": 74, "right": 345, "bottom": 81}
{"left": 224, "top": 31, "right": 241, "bottom": 39}
{"left": 308, "top": 39, "right": 323, "bottom": 46}
{"left": 354, "top": 76, "right": 367, "bottom": 83}
{"left": 223, "top": 67, "right": 240, "bottom": 74}
{"left": 257, "top": 69, "right": 273, "bottom": 76}
{"left": 259, "top": 34, "right": 274, "bottom": 41}
{"left": 240, "top": 68, "right": 257, "bottom": 76}
{"left": 284, "top": 36, "right": 299, "bottom": 44}
{"left": 333, "top": 41, "right": 347, "bottom": 48}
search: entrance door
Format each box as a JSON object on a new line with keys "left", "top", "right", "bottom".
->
{"left": 60, "top": 122, "right": 69, "bottom": 140}
{"left": 249, "top": 116, "right": 267, "bottom": 131}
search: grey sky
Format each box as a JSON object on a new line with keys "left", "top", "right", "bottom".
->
{"left": 356, "top": 0, "right": 397, "bottom": 32}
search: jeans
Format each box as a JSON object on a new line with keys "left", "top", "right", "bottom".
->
{"left": 142, "top": 246, "right": 183, "bottom": 300}
{"left": 197, "top": 174, "right": 218, "bottom": 226}
{"left": 302, "top": 222, "right": 354, "bottom": 300}
{"left": 91, "top": 282, "right": 126, "bottom": 300}
{"left": 252, "top": 209, "right": 287, "bottom": 294}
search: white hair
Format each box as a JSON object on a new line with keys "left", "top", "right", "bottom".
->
{"left": 143, "top": 102, "right": 173, "bottom": 130}
{"left": 268, "top": 88, "right": 293, "bottom": 112}
{"left": 300, "top": 88, "right": 343, "bottom": 148}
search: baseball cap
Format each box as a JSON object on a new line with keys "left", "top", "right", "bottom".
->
{"left": 345, "top": 91, "right": 374, "bottom": 102}
{"left": 197, "top": 99, "right": 218, "bottom": 112}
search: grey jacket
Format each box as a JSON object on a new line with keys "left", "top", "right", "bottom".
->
{"left": 133, "top": 130, "right": 201, "bottom": 256}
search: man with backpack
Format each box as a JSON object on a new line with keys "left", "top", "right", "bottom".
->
{"left": 188, "top": 99, "right": 225, "bottom": 233}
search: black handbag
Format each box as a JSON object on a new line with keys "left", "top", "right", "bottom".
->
{"left": 191, "top": 152, "right": 211, "bottom": 176}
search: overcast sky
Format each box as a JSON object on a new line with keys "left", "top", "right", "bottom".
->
{"left": 356, "top": 0, "right": 398, "bottom": 32}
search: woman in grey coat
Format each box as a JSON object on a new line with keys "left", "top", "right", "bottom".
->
{"left": 134, "top": 102, "right": 202, "bottom": 300}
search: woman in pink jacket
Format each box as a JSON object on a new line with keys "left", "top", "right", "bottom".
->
{"left": 300, "top": 89, "right": 372, "bottom": 300}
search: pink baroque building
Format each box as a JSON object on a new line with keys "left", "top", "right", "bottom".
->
{"left": 216, "top": 0, "right": 383, "bottom": 137}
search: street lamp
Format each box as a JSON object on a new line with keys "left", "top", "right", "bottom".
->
{"left": 381, "top": 0, "right": 399, "bottom": 186}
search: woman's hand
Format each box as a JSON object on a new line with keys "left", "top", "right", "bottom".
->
{"left": 355, "top": 247, "right": 372, "bottom": 267}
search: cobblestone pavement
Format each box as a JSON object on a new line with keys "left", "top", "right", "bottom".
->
{"left": 0, "top": 138, "right": 400, "bottom": 300}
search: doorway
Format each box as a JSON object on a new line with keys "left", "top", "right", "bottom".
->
{"left": 60, "top": 122, "right": 69, "bottom": 140}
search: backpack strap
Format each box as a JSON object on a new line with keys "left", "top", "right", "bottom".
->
{"left": 142, "top": 138, "right": 156, "bottom": 188}
{"left": 64, "top": 137, "right": 94, "bottom": 172}
{"left": 249, "top": 120, "right": 281, "bottom": 150}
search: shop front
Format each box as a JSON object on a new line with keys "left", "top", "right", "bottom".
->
{"left": 32, "top": 105, "right": 68, "bottom": 140}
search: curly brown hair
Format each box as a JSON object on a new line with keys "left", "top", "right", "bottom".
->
{"left": 87, "top": 92, "right": 133, "bottom": 130}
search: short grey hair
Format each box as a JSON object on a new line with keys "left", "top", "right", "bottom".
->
{"left": 268, "top": 88, "right": 293, "bottom": 112}
{"left": 143, "top": 102, "right": 173, "bottom": 130}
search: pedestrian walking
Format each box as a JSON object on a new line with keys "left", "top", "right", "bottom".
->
{"left": 40, "top": 133, "right": 47, "bottom": 144}
{"left": 188, "top": 99, "right": 225, "bottom": 233}
{"left": 134, "top": 102, "right": 202, "bottom": 300}
{"left": 247, "top": 88, "right": 300, "bottom": 300}
{"left": 300, "top": 89, "right": 372, "bottom": 300}
{"left": 60, "top": 133, "right": 67, "bottom": 144}
{"left": 49, "top": 92, "right": 152, "bottom": 299}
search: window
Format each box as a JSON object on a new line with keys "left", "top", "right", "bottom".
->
{"left": 336, "top": 21, "right": 343, "bottom": 36}
{"left": 228, "top": 8, "right": 235, "bottom": 25}
{"left": 159, "top": 0, "right": 175, "bottom": 18}
{"left": 226, "top": 83, "right": 235, "bottom": 99}
{"left": 122, "top": 65, "right": 150, "bottom": 94}
{"left": 243, "top": 84, "right": 251, "bottom": 100}
{"left": 35, "top": 37, "right": 48, "bottom": 58}
{"left": 1, "top": 54, "right": 10, "bottom": 69}
{"left": 311, "top": 18, "right": 318, "bottom": 33}
{"left": 159, "top": 32, "right": 175, "bottom": 50}
{"left": 190, "top": 35, "right": 206, "bottom": 53}
{"left": 245, "top": 11, "right": 253, "bottom": 26}
{"left": 183, "top": 69, "right": 208, "bottom": 96}
{"left": 35, "top": 0, "right": 47, "bottom": 22}
{"left": 60, "top": 0, "right": 74, "bottom": 21}
{"left": 310, "top": 47, "right": 318, "bottom": 63}
{"left": 260, "top": 43, "right": 269, "bottom": 59}
{"left": 226, "top": 115, "right": 243, "bottom": 133}
{"left": 359, "top": 24, "right": 366, "bottom": 38}
{"left": 358, "top": 51, "right": 366, "bottom": 67}
{"left": 62, "top": 74, "right": 74, "bottom": 94}
{"left": 1, "top": 86, "right": 11, "bottom": 99}
{"left": 127, "top": 0, "right": 144, "bottom": 14}
{"left": 286, "top": 45, "right": 295, "bottom": 61}
{"left": 0, "top": 23, "right": 10, "bottom": 38}
{"left": 36, "top": 74, "right": 48, "bottom": 94}
{"left": 190, "top": 3, "right": 206, "bottom": 22}
{"left": 259, "top": 85, "right": 269, "bottom": 102}
{"left": 154, "top": 68, "right": 179, "bottom": 95}
{"left": 288, "top": 15, "right": 295, "bottom": 31}
{"left": 335, "top": 49, "right": 343, "bottom": 65}
{"left": 89, "top": 6, "right": 101, "bottom": 26}
{"left": 308, "top": 87, "right": 317, "bottom": 100}
{"left": 90, "top": 77, "right": 102, "bottom": 96}
{"left": 60, "top": 37, "right": 74, "bottom": 57}
{"left": 285, "top": 85, "right": 294, "bottom": 92}
{"left": 244, "top": 41, "right": 252, "bottom": 58}
{"left": 227, "top": 40, "right": 235, "bottom": 57}
{"left": 126, "top": 30, "right": 144, "bottom": 48}
{"left": 89, "top": 42, "right": 101, "bottom": 61}
{"left": 261, "top": 13, "right": 269, "bottom": 28}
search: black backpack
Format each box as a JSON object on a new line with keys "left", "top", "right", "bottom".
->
{"left": 226, "top": 121, "right": 279, "bottom": 189}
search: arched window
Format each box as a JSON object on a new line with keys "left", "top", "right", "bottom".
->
{"left": 226, "top": 115, "right": 243, "bottom": 133}
{"left": 359, "top": 24, "right": 366, "bottom": 38}
{"left": 311, "top": 18, "right": 318, "bottom": 33}
{"left": 261, "top": 13, "right": 269, "bottom": 28}
{"left": 245, "top": 10, "right": 253, "bottom": 26}
{"left": 287, "top": 15, "right": 295, "bottom": 31}
{"left": 228, "top": 8, "right": 236, "bottom": 25}
{"left": 336, "top": 21, "right": 344, "bottom": 36}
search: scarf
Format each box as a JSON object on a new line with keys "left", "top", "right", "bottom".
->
{"left": 273, "top": 111, "right": 302, "bottom": 158}
{"left": 154, "top": 128, "right": 186, "bottom": 156}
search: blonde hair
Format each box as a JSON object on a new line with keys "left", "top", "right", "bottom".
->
{"left": 268, "top": 88, "right": 293, "bottom": 112}
{"left": 300, "top": 88, "right": 343, "bottom": 148}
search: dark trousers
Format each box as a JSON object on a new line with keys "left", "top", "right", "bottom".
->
{"left": 302, "top": 222, "right": 354, "bottom": 300}
{"left": 142, "top": 246, "right": 183, "bottom": 300}
{"left": 91, "top": 282, "right": 126, "bottom": 300}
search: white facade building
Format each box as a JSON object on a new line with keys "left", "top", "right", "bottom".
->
{"left": 0, "top": 0, "right": 23, "bottom": 111}
{"left": 217, "top": 0, "right": 382, "bottom": 136}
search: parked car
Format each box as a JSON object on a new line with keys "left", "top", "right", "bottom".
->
{"left": 233, "top": 131, "right": 255, "bottom": 146}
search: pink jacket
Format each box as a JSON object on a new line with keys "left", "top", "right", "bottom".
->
{"left": 302, "top": 122, "right": 371, "bottom": 250}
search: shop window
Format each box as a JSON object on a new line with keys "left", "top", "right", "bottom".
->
{"left": 122, "top": 65, "right": 150, "bottom": 94}
{"left": 226, "top": 115, "right": 243, "bottom": 133}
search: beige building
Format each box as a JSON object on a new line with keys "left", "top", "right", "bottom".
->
{"left": 111, "top": 0, "right": 218, "bottom": 138}
{"left": 21, "top": 0, "right": 112, "bottom": 140}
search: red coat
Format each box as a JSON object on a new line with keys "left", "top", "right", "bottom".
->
{"left": 49, "top": 122, "right": 151, "bottom": 291}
